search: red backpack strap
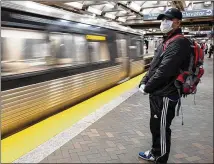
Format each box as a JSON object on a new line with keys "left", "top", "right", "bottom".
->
{"left": 163, "top": 34, "right": 184, "bottom": 51}
{"left": 194, "top": 42, "right": 200, "bottom": 67}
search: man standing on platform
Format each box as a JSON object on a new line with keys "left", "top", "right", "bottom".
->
{"left": 138, "top": 8, "right": 191, "bottom": 164}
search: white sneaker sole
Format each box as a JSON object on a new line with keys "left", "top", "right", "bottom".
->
{"left": 138, "top": 154, "right": 155, "bottom": 162}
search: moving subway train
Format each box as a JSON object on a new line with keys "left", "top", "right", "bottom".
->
{"left": 1, "top": 1, "right": 153, "bottom": 137}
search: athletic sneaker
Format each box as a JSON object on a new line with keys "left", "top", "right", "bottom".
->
{"left": 139, "top": 150, "right": 155, "bottom": 162}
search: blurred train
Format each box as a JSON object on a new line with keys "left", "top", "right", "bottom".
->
{"left": 1, "top": 1, "right": 153, "bottom": 137}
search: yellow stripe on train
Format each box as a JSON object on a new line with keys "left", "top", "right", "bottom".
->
{"left": 86, "top": 35, "right": 106, "bottom": 41}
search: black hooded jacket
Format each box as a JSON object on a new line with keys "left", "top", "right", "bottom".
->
{"left": 140, "top": 28, "right": 191, "bottom": 97}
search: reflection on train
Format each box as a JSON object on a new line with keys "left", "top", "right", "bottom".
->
{"left": 1, "top": 1, "right": 153, "bottom": 137}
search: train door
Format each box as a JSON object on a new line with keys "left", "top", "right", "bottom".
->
{"left": 116, "top": 33, "right": 130, "bottom": 79}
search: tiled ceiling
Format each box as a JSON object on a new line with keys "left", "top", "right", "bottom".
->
{"left": 39, "top": 1, "right": 209, "bottom": 24}
{"left": 38, "top": 1, "right": 213, "bottom": 33}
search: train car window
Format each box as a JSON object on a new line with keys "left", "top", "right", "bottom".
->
{"left": 116, "top": 39, "right": 127, "bottom": 58}
{"left": 63, "top": 35, "right": 73, "bottom": 59}
{"left": 116, "top": 33, "right": 128, "bottom": 58}
{"left": 1, "top": 28, "right": 61, "bottom": 74}
{"left": 129, "top": 39, "right": 138, "bottom": 59}
{"left": 53, "top": 34, "right": 73, "bottom": 65}
{"left": 24, "top": 39, "right": 49, "bottom": 59}
{"left": 141, "top": 41, "right": 144, "bottom": 55}
{"left": 88, "top": 42, "right": 100, "bottom": 62}
{"left": 136, "top": 41, "right": 143, "bottom": 57}
{"left": 88, "top": 42, "right": 110, "bottom": 63}
{"left": 55, "top": 34, "right": 89, "bottom": 66}
{"left": 1, "top": 38, "right": 5, "bottom": 61}
{"left": 2, "top": 28, "right": 48, "bottom": 60}
{"left": 99, "top": 42, "right": 110, "bottom": 61}
{"left": 49, "top": 34, "right": 62, "bottom": 59}
{"left": 24, "top": 40, "right": 34, "bottom": 59}
{"left": 128, "top": 35, "right": 143, "bottom": 58}
{"left": 73, "top": 35, "right": 89, "bottom": 64}
{"left": 3, "top": 37, "right": 25, "bottom": 61}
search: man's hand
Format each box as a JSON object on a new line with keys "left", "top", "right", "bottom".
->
{"left": 139, "top": 84, "right": 148, "bottom": 95}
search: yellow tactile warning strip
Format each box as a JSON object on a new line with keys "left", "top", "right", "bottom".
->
{"left": 1, "top": 73, "right": 146, "bottom": 163}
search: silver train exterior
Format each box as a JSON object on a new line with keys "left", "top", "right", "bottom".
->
{"left": 1, "top": 1, "right": 153, "bottom": 137}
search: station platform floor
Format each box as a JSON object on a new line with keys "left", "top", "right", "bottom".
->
{"left": 2, "top": 57, "right": 213, "bottom": 163}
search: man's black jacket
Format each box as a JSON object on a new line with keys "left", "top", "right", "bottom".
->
{"left": 140, "top": 28, "right": 191, "bottom": 97}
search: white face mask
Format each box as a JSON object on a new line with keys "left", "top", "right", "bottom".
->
{"left": 160, "top": 20, "right": 173, "bottom": 33}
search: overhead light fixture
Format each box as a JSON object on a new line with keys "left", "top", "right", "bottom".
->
{"left": 111, "top": 22, "right": 119, "bottom": 26}
{"left": 119, "top": 1, "right": 128, "bottom": 5}
{"left": 204, "top": 1, "right": 211, "bottom": 6}
{"left": 65, "top": 2, "right": 83, "bottom": 10}
{"left": 104, "top": 13, "right": 116, "bottom": 19}
{"left": 87, "top": 6, "right": 102, "bottom": 15}
{"left": 62, "top": 14, "right": 70, "bottom": 20}
{"left": 120, "top": 10, "right": 127, "bottom": 14}
{"left": 25, "top": 1, "right": 51, "bottom": 12}
{"left": 185, "top": 1, "right": 190, "bottom": 7}
{"left": 117, "top": 17, "right": 126, "bottom": 22}
{"left": 152, "top": 1, "right": 159, "bottom": 5}
{"left": 127, "top": 15, "right": 137, "bottom": 20}
{"left": 128, "top": 2, "right": 141, "bottom": 12}
{"left": 158, "top": 7, "right": 165, "bottom": 11}
{"left": 105, "top": 3, "right": 115, "bottom": 9}
{"left": 142, "top": 9, "right": 152, "bottom": 15}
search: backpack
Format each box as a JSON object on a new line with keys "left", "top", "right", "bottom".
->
{"left": 163, "top": 34, "right": 205, "bottom": 124}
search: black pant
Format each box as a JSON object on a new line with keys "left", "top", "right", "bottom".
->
{"left": 149, "top": 95, "right": 178, "bottom": 163}
{"left": 208, "top": 50, "right": 213, "bottom": 58}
